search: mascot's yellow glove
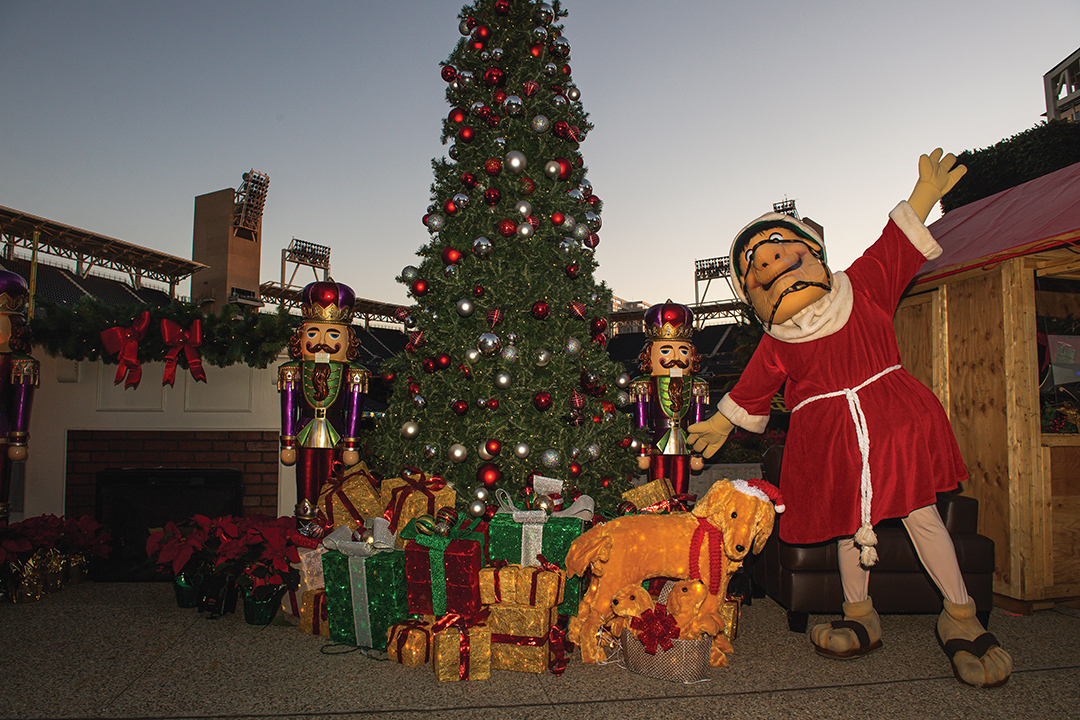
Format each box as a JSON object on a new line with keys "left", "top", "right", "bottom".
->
{"left": 686, "top": 413, "right": 735, "bottom": 459}
{"left": 907, "top": 148, "right": 967, "bottom": 223}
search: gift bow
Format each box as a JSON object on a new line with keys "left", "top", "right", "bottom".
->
{"left": 100, "top": 310, "right": 150, "bottom": 389}
{"left": 319, "top": 462, "right": 377, "bottom": 528}
{"left": 161, "top": 318, "right": 207, "bottom": 386}
{"left": 321, "top": 519, "right": 396, "bottom": 557}
{"left": 383, "top": 467, "right": 448, "bottom": 533}
{"left": 631, "top": 608, "right": 681, "bottom": 654}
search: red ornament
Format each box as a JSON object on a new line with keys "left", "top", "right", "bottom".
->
{"left": 473, "top": 24, "right": 491, "bottom": 42}
{"left": 452, "top": 400, "right": 469, "bottom": 416}
{"left": 557, "top": 157, "right": 573, "bottom": 180}
{"left": 526, "top": 215, "right": 540, "bottom": 231}
{"left": 493, "top": 89, "right": 507, "bottom": 105}
{"left": 531, "top": 300, "right": 550, "bottom": 320}
{"left": 484, "top": 188, "right": 502, "bottom": 205}
{"left": 551, "top": 211, "right": 565, "bottom": 225}
{"left": 449, "top": 107, "right": 466, "bottom": 124}
{"left": 584, "top": 233, "right": 600, "bottom": 249}
{"left": 523, "top": 80, "right": 539, "bottom": 96}
{"left": 473, "top": 285, "right": 485, "bottom": 298}
{"left": 533, "top": 392, "right": 554, "bottom": 411}
{"left": 458, "top": 364, "right": 472, "bottom": 380}
{"left": 470, "top": 39, "right": 485, "bottom": 51}
{"left": 530, "top": 43, "right": 543, "bottom": 58}
{"left": 494, "top": 0, "right": 509, "bottom": 14}
{"left": 411, "top": 279, "right": 429, "bottom": 296}
{"left": 394, "top": 306, "right": 410, "bottom": 321}
{"left": 484, "top": 158, "right": 503, "bottom": 176}
{"left": 601, "top": 477, "right": 612, "bottom": 488}
{"left": 435, "top": 353, "right": 451, "bottom": 370}
{"left": 483, "top": 67, "right": 505, "bottom": 87}
{"left": 498, "top": 218, "right": 517, "bottom": 237}
{"left": 569, "top": 462, "right": 582, "bottom": 478}
{"left": 561, "top": 64, "right": 571, "bottom": 76}
{"left": 569, "top": 301, "right": 587, "bottom": 319}
{"left": 461, "top": 172, "right": 478, "bottom": 188}
{"left": 618, "top": 437, "right": 633, "bottom": 449}
{"left": 441, "top": 65, "right": 458, "bottom": 82}
{"left": 520, "top": 176, "right": 536, "bottom": 195}
{"left": 477, "top": 462, "right": 503, "bottom": 488}
{"left": 422, "top": 358, "right": 436, "bottom": 374}
{"left": 381, "top": 371, "right": 396, "bottom": 383}
{"left": 487, "top": 307, "right": 504, "bottom": 327}
{"left": 407, "top": 382, "right": 421, "bottom": 396}
{"left": 590, "top": 317, "right": 608, "bottom": 335}
{"left": 443, "top": 198, "right": 459, "bottom": 215}
{"left": 409, "top": 331, "right": 425, "bottom": 349}
{"left": 587, "top": 194, "right": 600, "bottom": 207}
{"left": 565, "top": 263, "right": 579, "bottom": 278}
{"left": 553, "top": 121, "right": 570, "bottom": 138}
{"left": 441, "top": 246, "right": 463, "bottom": 265}
{"left": 457, "top": 126, "right": 475, "bottom": 143}
{"left": 485, "top": 439, "right": 502, "bottom": 456}
{"left": 486, "top": 398, "right": 500, "bottom": 410}
{"left": 569, "top": 390, "right": 586, "bottom": 409}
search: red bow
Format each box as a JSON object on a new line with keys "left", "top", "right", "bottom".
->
{"left": 161, "top": 319, "right": 207, "bottom": 386}
{"left": 100, "top": 311, "right": 151, "bottom": 389}
{"left": 631, "top": 608, "right": 681, "bottom": 654}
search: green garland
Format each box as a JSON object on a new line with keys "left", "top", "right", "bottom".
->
{"left": 29, "top": 296, "right": 300, "bottom": 369}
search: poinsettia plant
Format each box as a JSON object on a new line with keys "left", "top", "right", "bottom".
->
{"left": 146, "top": 514, "right": 254, "bottom": 577}
{"left": 235, "top": 516, "right": 300, "bottom": 601}
{"left": 61, "top": 515, "right": 113, "bottom": 558}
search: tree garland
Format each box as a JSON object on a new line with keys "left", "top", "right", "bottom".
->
{"left": 29, "top": 296, "right": 300, "bottom": 370}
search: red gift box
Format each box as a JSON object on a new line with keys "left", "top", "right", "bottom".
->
{"left": 405, "top": 538, "right": 482, "bottom": 617}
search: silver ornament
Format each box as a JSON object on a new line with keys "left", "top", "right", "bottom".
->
{"left": 473, "top": 236, "right": 493, "bottom": 256}
{"left": 629, "top": 438, "right": 641, "bottom": 452}
{"left": 616, "top": 373, "right": 631, "bottom": 388}
{"left": 543, "top": 62, "right": 559, "bottom": 77}
{"left": 531, "top": 115, "right": 550, "bottom": 134}
{"left": 401, "top": 421, "right": 420, "bottom": 440}
{"left": 468, "top": 498, "right": 487, "bottom": 518}
{"left": 503, "top": 95, "right": 524, "bottom": 115}
{"left": 404, "top": 315, "right": 417, "bottom": 329}
{"left": 465, "top": 348, "right": 481, "bottom": 364}
{"left": 586, "top": 443, "right": 601, "bottom": 460}
{"left": 559, "top": 238, "right": 577, "bottom": 254}
{"left": 535, "top": 494, "right": 555, "bottom": 514}
{"left": 470, "top": 101, "right": 486, "bottom": 115}
{"left": 504, "top": 150, "right": 527, "bottom": 174}
{"left": 584, "top": 210, "right": 601, "bottom": 231}
{"left": 477, "top": 332, "right": 502, "bottom": 355}
{"left": 573, "top": 223, "right": 590, "bottom": 241}
{"left": 426, "top": 214, "right": 446, "bottom": 232}
{"left": 506, "top": 332, "right": 519, "bottom": 344}
{"left": 567, "top": 189, "right": 585, "bottom": 203}
{"left": 473, "top": 485, "right": 490, "bottom": 502}
{"left": 514, "top": 200, "right": 533, "bottom": 217}
{"left": 448, "top": 145, "right": 460, "bottom": 161}
{"left": 552, "top": 94, "right": 568, "bottom": 108}
{"left": 424, "top": 443, "right": 438, "bottom": 459}
{"left": 494, "top": 371, "right": 512, "bottom": 389}
{"left": 566, "top": 337, "right": 582, "bottom": 355}
{"left": 412, "top": 395, "right": 427, "bottom": 408}
{"left": 551, "top": 36, "right": 571, "bottom": 57}
{"left": 478, "top": 441, "right": 493, "bottom": 461}
{"left": 561, "top": 214, "right": 576, "bottom": 229}
{"left": 476, "top": 397, "right": 488, "bottom": 408}
{"left": 532, "top": 25, "right": 549, "bottom": 41}
{"left": 541, "top": 449, "right": 561, "bottom": 468}
{"left": 513, "top": 442, "right": 530, "bottom": 459}
{"left": 449, "top": 443, "right": 468, "bottom": 463}
{"left": 453, "top": 192, "right": 471, "bottom": 210}
{"left": 444, "top": 264, "right": 457, "bottom": 278}
{"left": 459, "top": 20, "right": 471, "bottom": 35}
{"left": 457, "top": 70, "right": 474, "bottom": 87}
{"left": 567, "top": 86, "right": 581, "bottom": 101}
{"left": 579, "top": 179, "right": 593, "bottom": 196}
{"left": 535, "top": 349, "right": 552, "bottom": 367}
{"left": 401, "top": 266, "right": 419, "bottom": 282}
{"left": 491, "top": 48, "right": 504, "bottom": 61}
{"left": 544, "top": 160, "right": 562, "bottom": 179}
{"left": 501, "top": 345, "right": 519, "bottom": 362}
{"left": 516, "top": 222, "right": 535, "bottom": 239}
{"left": 493, "top": 136, "right": 506, "bottom": 150}
{"left": 616, "top": 390, "right": 631, "bottom": 406}
{"left": 456, "top": 298, "right": 476, "bottom": 317}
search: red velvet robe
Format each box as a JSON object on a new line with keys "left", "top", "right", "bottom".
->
{"left": 725, "top": 216, "right": 967, "bottom": 544}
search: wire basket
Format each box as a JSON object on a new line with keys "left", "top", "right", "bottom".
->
{"left": 621, "top": 629, "right": 710, "bottom": 683}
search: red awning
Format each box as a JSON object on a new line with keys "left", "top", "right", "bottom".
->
{"left": 916, "top": 161, "right": 1080, "bottom": 285}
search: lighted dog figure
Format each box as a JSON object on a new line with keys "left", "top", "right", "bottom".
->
{"left": 566, "top": 478, "right": 783, "bottom": 666}
{"left": 608, "top": 583, "right": 655, "bottom": 638}
{"left": 666, "top": 579, "right": 709, "bottom": 634}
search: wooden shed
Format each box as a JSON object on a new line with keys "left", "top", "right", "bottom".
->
{"left": 894, "top": 160, "right": 1080, "bottom": 611}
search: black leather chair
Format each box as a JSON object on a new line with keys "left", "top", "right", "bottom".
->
{"left": 748, "top": 444, "right": 995, "bottom": 632}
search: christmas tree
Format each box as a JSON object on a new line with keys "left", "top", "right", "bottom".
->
{"left": 372, "top": 0, "right": 642, "bottom": 518}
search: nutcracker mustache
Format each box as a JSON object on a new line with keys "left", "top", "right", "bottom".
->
{"left": 660, "top": 357, "right": 690, "bottom": 369}
{"left": 305, "top": 342, "right": 341, "bottom": 355}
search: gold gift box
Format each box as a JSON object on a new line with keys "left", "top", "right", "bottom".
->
{"left": 298, "top": 589, "right": 329, "bottom": 637}
{"left": 479, "top": 565, "right": 564, "bottom": 608}
{"left": 433, "top": 624, "right": 491, "bottom": 682}
{"left": 381, "top": 472, "right": 456, "bottom": 539}
{"left": 488, "top": 603, "right": 557, "bottom": 673}
{"left": 621, "top": 477, "right": 675, "bottom": 509}
{"left": 721, "top": 597, "right": 741, "bottom": 641}
{"left": 317, "top": 461, "right": 385, "bottom": 533}
{"left": 387, "top": 615, "right": 436, "bottom": 667}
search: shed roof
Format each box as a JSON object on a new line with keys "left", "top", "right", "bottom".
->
{"left": 916, "top": 160, "right": 1080, "bottom": 285}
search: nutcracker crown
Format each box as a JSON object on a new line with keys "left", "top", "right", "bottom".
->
{"left": 0, "top": 270, "right": 29, "bottom": 316}
{"left": 644, "top": 300, "right": 694, "bottom": 340}
{"left": 301, "top": 281, "right": 355, "bottom": 324}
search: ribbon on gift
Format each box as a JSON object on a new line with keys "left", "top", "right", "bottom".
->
{"left": 532, "top": 554, "right": 565, "bottom": 606}
{"left": 160, "top": 318, "right": 207, "bottom": 386}
{"left": 495, "top": 490, "right": 595, "bottom": 566}
{"left": 410, "top": 530, "right": 453, "bottom": 616}
{"left": 320, "top": 463, "right": 375, "bottom": 528}
{"left": 322, "top": 519, "right": 396, "bottom": 557}
{"left": 488, "top": 559, "right": 510, "bottom": 603}
{"left": 434, "top": 609, "right": 489, "bottom": 681}
{"left": 639, "top": 493, "right": 696, "bottom": 514}
{"left": 383, "top": 467, "right": 447, "bottom": 533}
{"left": 631, "top": 607, "right": 681, "bottom": 654}
{"left": 489, "top": 619, "right": 567, "bottom": 676}
{"left": 100, "top": 310, "right": 150, "bottom": 389}
{"left": 310, "top": 590, "right": 328, "bottom": 635}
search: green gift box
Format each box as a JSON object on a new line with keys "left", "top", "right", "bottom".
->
{"left": 322, "top": 548, "right": 408, "bottom": 651}
{"left": 487, "top": 512, "right": 583, "bottom": 616}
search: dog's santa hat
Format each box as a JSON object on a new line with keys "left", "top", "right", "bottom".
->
{"left": 732, "top": 478, "right": 785, "bottom": 514}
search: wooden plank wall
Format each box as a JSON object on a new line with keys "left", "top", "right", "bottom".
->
{"left": 1049, "top": 444, "right": 1080, "bottom": 596}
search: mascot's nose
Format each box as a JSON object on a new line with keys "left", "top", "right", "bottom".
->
{"left": 612, "top": 598, "right": 619, "bottom": 606}
{"left": 735, "top": 544, "right": 745, "bottom": 553}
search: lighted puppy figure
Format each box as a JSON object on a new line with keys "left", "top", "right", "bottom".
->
{"left": 665, "top": 579, "right": 709, "bottom": 634}
{"left": 608, "top": 583, "right": 655, "bottom": 638}
{"left": 566, "top": 478, "right": 782, "bottom": 666}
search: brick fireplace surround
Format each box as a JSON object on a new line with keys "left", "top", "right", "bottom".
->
{"left": 65, "top": 430, "right": 281, "bottom": 519}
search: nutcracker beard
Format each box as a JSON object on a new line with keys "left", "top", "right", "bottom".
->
{"left": 311, "top": 363, "right": 331, "bottom": 401}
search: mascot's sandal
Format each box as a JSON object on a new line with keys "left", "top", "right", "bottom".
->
{"left": 810, "top": 598, "right": 883, "bottom": 660}
{"left": 936, "top": 599, "right": 1012, "bottom": 688}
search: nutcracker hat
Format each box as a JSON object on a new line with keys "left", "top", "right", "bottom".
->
{"left": 0, "top": 269, "right": 29, "bottom": 316}
{"left": 301, "top": 281, "right": 355, "bottom": 324}
{"left": 644, "top": 300, "right": 694, "bottom": 340}
{"left": 729, "top": 213, "right": 828, "bottom": 306}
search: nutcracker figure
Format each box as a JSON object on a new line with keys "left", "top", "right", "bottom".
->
{"left": 0, "top": 270, "right": 38, "bottom": 521}
{"left": 278, "top": 281, "right": 369, "bottom": 529}
{"left": 630, "top": 300, "right": 708, "bottom": 495}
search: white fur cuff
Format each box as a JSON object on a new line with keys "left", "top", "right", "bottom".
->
{"left": 718, "top": 393, "right": 769, "bottom": 434}
{"left": 890, "top": 201, "right": 942, "bottom": 260}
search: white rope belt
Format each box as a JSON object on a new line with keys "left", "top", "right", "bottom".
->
{"left": 791, "top": 364, "right": 901, "bottom": 566}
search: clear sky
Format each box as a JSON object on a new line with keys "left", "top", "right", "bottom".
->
{"left": 1, "top": 0, "right": 1075, "bottom": 309}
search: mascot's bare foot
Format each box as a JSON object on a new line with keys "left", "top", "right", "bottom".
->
{"left": 937, "top": 599, "right": 1011, "bottom": 688}
{"left": 810, "top": 598, "right": 883, "bottom": 659}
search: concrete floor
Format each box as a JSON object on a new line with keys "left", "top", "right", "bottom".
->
{"left": 3, "top": 582, "right": 1079, "bottom": 720}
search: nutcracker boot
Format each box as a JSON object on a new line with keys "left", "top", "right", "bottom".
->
{"left": 937, "top": 599, "right": 1011, "bottom": 688}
